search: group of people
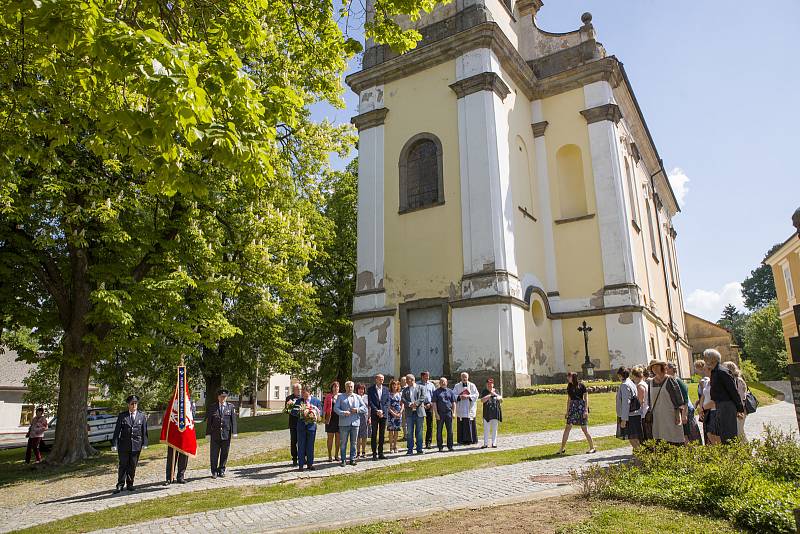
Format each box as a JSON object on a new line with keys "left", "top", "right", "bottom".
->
{"left": 613, "top": 348, "right": 750, "bottom": 449}
{"left": 109, "top": 388, "right": 238, "bottom": 493}
{"left": 285, "top": 371, "right": 504, "bottom": 471}
{"left": 45, "top": 347, "right": 752, "bottom": 494}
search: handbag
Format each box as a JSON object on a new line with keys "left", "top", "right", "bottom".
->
{"left": 642, "top": 380, "right": 664, "bottom": 441}
{"left": 744, "top": 391, "right": 758, "bottom": 414}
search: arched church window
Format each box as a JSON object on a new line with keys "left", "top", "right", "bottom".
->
{"left": 555, "top": 144, "right": 588, "bottom": 219}
{"left": 399, "top": 133, "right": 444, "bottom": 213}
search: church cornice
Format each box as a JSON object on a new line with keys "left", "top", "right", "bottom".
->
{"left": 449, "top": 72, "right": 511, "bottom": 100}
{"left": 350, "top": 107, "right": 389, "bottom": 131}
{"left": 580, "top": 103, "right": 623, "bottom": 124}
{"left": 346, "top": 22, "right": 538, "bottom": 100}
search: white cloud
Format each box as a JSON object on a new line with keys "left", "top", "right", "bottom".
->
{"left": 667, "top": 167, "right": 690, "bottom": 207}
{"left": 684, "top": 282, "right": 744, "bottom": 321}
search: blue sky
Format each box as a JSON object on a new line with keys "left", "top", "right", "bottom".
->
{"left": 312, "top": 0, "right": 800, "bottom": 322}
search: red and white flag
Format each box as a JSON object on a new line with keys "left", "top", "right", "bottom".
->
{"left": 160, "top": 363, "right": 197, "bottom": 457}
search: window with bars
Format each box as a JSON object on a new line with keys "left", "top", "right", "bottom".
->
{"left": 399, "top": 133, "right": 444, "bottom": 213}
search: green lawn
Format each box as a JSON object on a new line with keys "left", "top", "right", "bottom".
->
{"left": 317, "top": 500, "right": 740, "bottom": 534}
{"left": 12, "top": 436, "right": 624, "bottom": 534}
{"left": 558, "top": 502, "right": 742, "bottom": 533}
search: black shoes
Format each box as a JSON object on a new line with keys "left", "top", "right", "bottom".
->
{"left": 212, "top": 472, "right": 217, "bottom": 479}
{"left": 113, "top": 485, "right": 123, "bottom": 494}
{"left": 307, "top": 465, "right": 316, "bottom": 471}
{"left": 378, "top": 454, "right": 387, "bottom": 460}
{"left": 126, "top": 485, "right": 134, "bottom": 491}
{"left": 176, "top": 478, "right": 187, "bottom": 484}
{"left": 218, "top": 470, "right": 225, "bottom": 478}
{"left": 292, "top": 459, "right": 298, "bottom": 466}
{"left": 163, "top": 480, "right": 171, "bottom": 486}
{"left": 349, "top": 460, "right": 356, "bottom": 466}
{"left": 372, "top": 453, "right": 378, "bottom": 460}
{"left": 298, "top": 466, "right": 304, "bottom": 472}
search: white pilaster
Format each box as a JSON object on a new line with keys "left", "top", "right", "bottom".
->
{"left": 531, "top": 100, "right": 558, "bottom": 294}
{"left": 582, "top": 82, "right": 636, "bottom": 288}
{"left": 354, "top": 88, "right": 386, "bottom": 313}
{"left": 455, "top": 56, "right": 518, "bottom": 282}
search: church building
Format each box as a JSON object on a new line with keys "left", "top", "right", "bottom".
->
{"left": 348, "top": 0, "right": 690, "bottom": 392}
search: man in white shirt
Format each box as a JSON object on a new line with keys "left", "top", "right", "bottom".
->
{"left": 452, "top": 372, "right": 479, "bottom": 445}
{"left": 419, "top": 371, "right": 436, "bottom": 449}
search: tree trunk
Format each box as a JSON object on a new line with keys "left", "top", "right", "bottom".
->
{"left": 203, "top": 372, "right": 222, "bottom": 418}
{"left": 46, "top": 360, "right": 96, "bottom": 464}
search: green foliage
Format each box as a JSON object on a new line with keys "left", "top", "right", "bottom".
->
{"left": 739, "top": 358, "right": 760, "bottom": 383}
{"left": 579, "top": 427, "right": 800, "bottom": 533}
{"left": 744, "top": 301, "right": 788, "bottom": 380}
{"left": 741, "top": 243, "right": 783, "bottom": 311}
{"left": 717, "top": 304, "right": 748, "bottom": 352}
{"left": 0, "top": 0, "right": 447, "bottom": 462}
{"left": 22, "top": 358, "right": 61, "bottom": 410}
{"left": 296, "top": 159, "right": 357, "bottom": 386}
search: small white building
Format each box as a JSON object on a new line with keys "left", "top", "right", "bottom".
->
{"left": 0, "top": 348, "right": 36, "bottom": 434}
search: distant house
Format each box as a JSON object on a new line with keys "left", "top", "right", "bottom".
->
{"left": 198, "top": 373, "right": 294, "bottom": 412}
{"left": 0, "top": 348, "right": 36, "bottom": 432}
{"left": 684, "top": 313, "right": 741, "bottom": 365}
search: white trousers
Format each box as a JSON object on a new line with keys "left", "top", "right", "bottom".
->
{"left": 483, "top": 419, "right": 499, "bottom": 446}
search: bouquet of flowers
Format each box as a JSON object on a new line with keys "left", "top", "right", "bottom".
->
{"left": 299, "top": 403, "right": 321, "bottom": 424}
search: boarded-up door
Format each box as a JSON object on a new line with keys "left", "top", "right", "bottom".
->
{"left": 408, "top": 307, "right": 444, "bottom": 377}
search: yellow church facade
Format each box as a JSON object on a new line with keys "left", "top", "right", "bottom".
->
{"left": 348, "top": 0, "right": 690, "bottom": 391}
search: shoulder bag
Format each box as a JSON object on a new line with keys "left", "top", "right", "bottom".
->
{"left": 643, "top": 380, "right": 664, "bottom": 441}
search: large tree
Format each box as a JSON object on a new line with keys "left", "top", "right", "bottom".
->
{"left": 717, "top": 304, "right": 748, "bottom": 353}
{"left": 296, "top": 160, "right": 357, "bottom": 387}
{"left": 0, "top": 0, "right": 443, "bottom": 464}
{"left": 743, "top": 301, "right": 788, "bottom": 380}
{"left": 741, "top": 243, "right": 783, "bottom": 311}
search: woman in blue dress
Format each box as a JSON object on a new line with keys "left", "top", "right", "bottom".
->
{"left": 386, "top": 379, "right": 403, "bottom": 454}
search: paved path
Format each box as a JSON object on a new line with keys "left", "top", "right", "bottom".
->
{"left": 93, "top": 400, "right": 799, "bottom": 534}
{"left": 2, "top": 400, "right": 796, "bottom": 533}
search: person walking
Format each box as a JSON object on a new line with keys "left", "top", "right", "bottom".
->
{"left": 206, "top": 388, "right": 238, "bottom": 478}
{"left": 25, "top": 407, "right": 48, "bottom": 464}
{"left": 323, "top": 381, "right": 341, "bottom": 462}
{"left": 419, "top": 371, "right": 436, "bottom": 449}
{"left": 285, "top": 382, "right": 301, "bottom": 466}
{"left": 724, "top": 361, "right": 749, "bottom": 442}
{"left": 452, "top": 372, "right": 479, "bottom": 445}
{"left": 557, "top": 372, "right": 595, "bottom": 454}
{"left": 401, "top": 374, "right": 427, "bottom": 455}
{"left": 615, "top": 367, "right": 642, "bottom": 449}
{"left": 480, "top": 378, "right": 503, "bottom": 448}
{"left": 646, "top": 360, "right": 686, "bottom": 446}
{"left": 705, "top": 349, "right": 744, "bottom": 444}
{"left": 111, "top": 395, "right": 148, "bottom": 493}
{"left": 387, "top": 379, "right": 403, "bottom": 453}
{"left": 294, "top": 386, "right": 322, "bottom": 471}
{"left": 355, "top": 383, "right": 370, "bottom": 458}
{"left": 367, "top": 373, "right": 390, "bottom": 460}
{"left": 334, "top": 381, "right": 367, "bottom": 466}
{"left": 432, "top": 377, "right": 457, "bottom": 452}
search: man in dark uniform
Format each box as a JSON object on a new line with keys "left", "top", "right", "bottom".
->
{"left": 111, "top": 395, "right": 148, "bottom": 493}
{"left": 206, "top": 388, "right": 237, "bottom": 478}
{"left": 285, "top": 382, "right": 301, "bottom": 466}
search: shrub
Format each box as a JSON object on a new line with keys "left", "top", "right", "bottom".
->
{"left": 577, "top": 427, "right": 800, "bottom": 533}
{"left": 739, "top": 358, "right": 760, "bottom": 383}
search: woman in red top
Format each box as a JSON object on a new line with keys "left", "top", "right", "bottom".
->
{"left": 323, "top": 381, "right": 341, "bottom": 462}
